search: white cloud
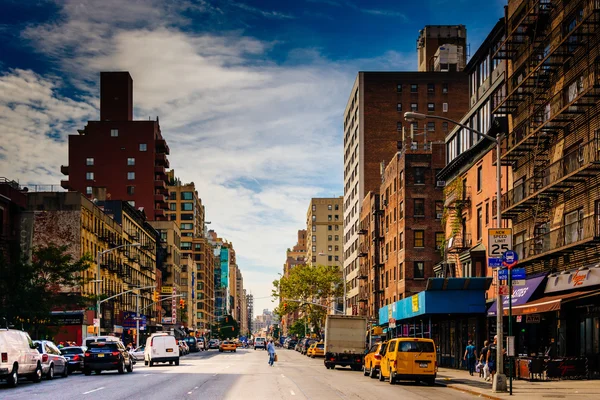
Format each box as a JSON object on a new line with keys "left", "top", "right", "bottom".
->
{"left": 9, "top": 0, "right": 414, "bottom": 316}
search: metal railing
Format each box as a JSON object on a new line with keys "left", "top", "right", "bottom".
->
{"left": 444, "top": 186, "right": 472, "bottom": 208}
{"left": 447, "top": 232, "right": 472, "bottom": 252}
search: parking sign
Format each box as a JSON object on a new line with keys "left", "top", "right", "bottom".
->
{"left": 488, "top": 228, "right": 512, "bottom": 257}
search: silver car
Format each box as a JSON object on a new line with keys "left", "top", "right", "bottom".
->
{"left": 130, "top": 345, "right": 145, "bottom": 361}
{"left": 34, "top": 340, "right": 68, "bottom": 379}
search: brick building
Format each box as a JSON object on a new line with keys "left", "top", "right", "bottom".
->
{"left": 61, "top": 72, "right": 170, "bottom": 221}
{"left": 0, "top": 178, "right": 27, "bottom": 264}
{"left": 357, "top": 191, "right": 382, "bottom": 321}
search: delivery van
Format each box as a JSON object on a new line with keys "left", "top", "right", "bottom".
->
{"left": 145, "top": 334, "right": 179, "bottom": 366}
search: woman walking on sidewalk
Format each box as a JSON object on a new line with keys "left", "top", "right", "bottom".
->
{"left": 267, "top": 339, "right": 276, "bottom": 366}
{"left": 463, "top": 340, "right": 477, "bottom": 376}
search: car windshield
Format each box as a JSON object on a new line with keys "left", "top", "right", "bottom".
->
{"left": 89, "top": 342, "right": 119, "bottom": 351}
{"left": 184, "top": 338, "right": 195, "bottom": 343}
{"left": 398, "top": 341, "right": 435, "bottom": 353}
{"left": 134, "top": 346, "right": 144, "bottom": 352}
{"left": 317, "top": 344, "right": 324, "bottom": 349}
{"left": 60, "top": 347, "right": 83, "bottom": 354}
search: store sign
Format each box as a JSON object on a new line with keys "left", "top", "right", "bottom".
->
{"left": 545, "top": 268, "right": 600, "bottom": 293}
{"left": 526, "top": 314, "right": 541, "bottom": 324}
{"left": 411, "top": 295, "right": 419, "bottom": 313}
{"left": 161, "top": 317, "right": 173, "bottom": 324}
{"left": 171, "top": 287, "right": 177, "bottom": 324}
{"left": 161, "top": 286, "right": 173, "bottom": 294}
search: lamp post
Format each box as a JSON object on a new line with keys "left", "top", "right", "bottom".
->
{"left": 318, "top": 253, "right": 346, "bottom": 315}
{"left": 95, "top": 243, "right": 141, "bottom": 335}
{"left": 404, "top": 111, "right": 507, "bottom": 392}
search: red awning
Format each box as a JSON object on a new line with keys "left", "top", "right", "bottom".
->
{"left": 502, "top": 289, "right": 600, "bottom": 316}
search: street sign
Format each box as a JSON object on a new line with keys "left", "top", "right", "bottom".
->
{"left": 488, "top": 228, "right": 512, "bottom": 257}
{"left": 488, "top": 258, "right": 503, "bottom": 268}
{"left": 512, "top": 279, "right": 526, "bottom": 286}
{"left": 499, "top": 285, "right": 510, "bottom": 295}
{"left": 502, "top": 250, "right": 518, "bottom": 264}
{"left": 507, "top": 336, "right": 515, "bottom": 357}
{"left": 498, "top": 267, "right": 526, "bottom": 280}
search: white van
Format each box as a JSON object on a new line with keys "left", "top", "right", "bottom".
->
{"left": 144, "top": 334, "right": 179, "bottom": 366}
{"left": 0, "top": 329, "right": 43, "bottom": 387}
{"left": 254, "top": 337, "right": 266, "bottom": 350}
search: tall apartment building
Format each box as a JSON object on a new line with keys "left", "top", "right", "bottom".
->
{"left": 492, "top": 0, "right": 600, "bottom": 361}
{"left": 0, "top": 178, "right": 27, "bottom": 264}
{"left": 343, "top": 71, "right": 469, "bottom": 314}
{"left": 282, "top": 230, "right": 307, "bottom": 332}
{"left": 417, "top": 25, "right": 467, "bottom": 72}
{"left": 246, "top": 294, "right": 254, "bottom": 334}
{"left": 357, "top": 191, "right": 382, "bottom": 320}
{"left": 60, "top": 72, "right": 170, "bottom": 221}
{"left": 306, "top": 198, "right": 343, "bottom": 266}
{"left": 208, "top": 230, "right": 237, "bottom": 321}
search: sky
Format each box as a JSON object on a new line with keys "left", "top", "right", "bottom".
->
{"left": 0, "top": 0, "right": 505, "bottom": 318}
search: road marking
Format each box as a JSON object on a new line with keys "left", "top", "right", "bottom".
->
{"left": 188, "top": 392, "right": 193, "bottom": 394}
{"left": 143, "top": 374, "right": 150, "bottom": 376}
{"left": 194, "top": 386, "right": 198, "bottom": 389}
{"left": 82, "top": 387, "right": 105, "bottom": 395}
{"left": 290, "top": 390, "right": 296, "bottom": 396}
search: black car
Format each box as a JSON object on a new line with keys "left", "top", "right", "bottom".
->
{"left": 183, "top": 337, "right": 199, "bottom": 352}
{"left": 83, "top": 341, "right": 133, "bottom": 375}
{"left": 287, "top": 340, "right": 298, "bottom": 350}
{"left": 60, "top": 346, "right": 86, "bottom": 373}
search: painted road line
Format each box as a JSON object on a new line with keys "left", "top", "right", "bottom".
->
{"left": 83, "top": 387, "right": 105, "bottom": 395}
{"left": 290, "top": 390, "right": 296, "bottom": 396}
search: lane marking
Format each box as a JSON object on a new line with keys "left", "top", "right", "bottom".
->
{"left": 290, "top": 390, "right": 296, "bottom": 396}
{"left": 188, "top": 392, "right": 193, "bottom": 394}
{"left": 83, "top": 387, "right": 105, "bottom": 395}
{"left": 143, "top": 374, "right": 150, "bottom": 376}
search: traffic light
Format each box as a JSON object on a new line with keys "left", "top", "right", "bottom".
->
{"left": 153, "top": 291, "right": 159, "bottom": 302}
{"left": 225, "top": 316, "right": 229, "bottom": 323}
{"left": 231, "top": 327, "right": 234, "bottom": 331}
{"left": 179, "top": 299, "right": 185, "bottom": 309}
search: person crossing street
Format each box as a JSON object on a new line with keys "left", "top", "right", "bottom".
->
{"left": 267, "top": 339, "right": 276, "bottom": 366}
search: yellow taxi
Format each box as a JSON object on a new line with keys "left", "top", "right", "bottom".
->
{"left": 308, "top": 342, "right": 324, "bottom": 358}
{"left": 379, "top": 338, "right": 436, "bottom": 385}
{"left": 363, "top": 341, "right": 387, "bottom": 379}
{"left": 219, "top": 340, "right": 237, "bottom": 353}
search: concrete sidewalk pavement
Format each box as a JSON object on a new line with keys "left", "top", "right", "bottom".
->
{"left": 436, "top": 368, "right": 600, "bottom": 399}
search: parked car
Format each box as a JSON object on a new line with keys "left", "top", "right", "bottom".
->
{"left": 363, "top": 341, "right": 387, "bottom": 379}
{"left": 183, "top": 337, "right": 199, "bottom": 352}
{"left": 178, "top": 340, "right": 189, "bottom": 356}
{"left": 84, "top": 335, "right": 120, "bottom": 348}
{"left": 379, "top": 338, "right": 437, "bottom": 385}
{"left": 129, "top": 346, "right": 145, "bottom": 362}
{"left": 219, "top": 341, "right": 237, "bottom": 352}
{"left": 196, "top": 337, "right": 206, "bottom": 351}
{"left": 0, "top": 328, "right": 43, "bottom": 387}
{"left": 83, "top": 341, "right": 133, "bottom": 375}
{"left": 254, "top": 337, "right": 266, "bottom": 350}
{"left": 286, "top": 340, "right": 298, "bottom": 350}
{"left": 34, "top": 340, "right": 68, "bottom": 380}
{"left": 60, "top": 346, "right": 86, "bottom": 373}
{"left": 145, "top": 334, "right": 179, "bottom": 367}
{"left": 208, "top": 339, "right": 219, "bottom": 349}
{"left": 308, "top": 342, "right": 325, "bottom": 358}
{"left": 299, "top": 339, "right": 315, "bottom": 355}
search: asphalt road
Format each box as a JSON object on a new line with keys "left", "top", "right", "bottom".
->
{"left": 0, "top": 347, "right": 479, "bottom": 399}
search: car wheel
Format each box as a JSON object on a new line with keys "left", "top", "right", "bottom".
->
{"left": 234, "top": 349, "right": 236, "bottom": 353}
{"left": 127, "top": 360, "right": 133, "bottom": 373}
{"left": 83, "top": 369, "right": 91, "bottom": 376}
{"left": 31, "top": 364, "right": 42, "bottom": 383}
{"left": 62, "top": 364, "right": 69, "bottom": 378}
{"left": 389, "top": 369, "right": 395, "bottom": 385}
{"left": 378, "top": 368, "right": 385, "bottom": 381}
{"left": 169, "top": 361, "right": 173, "bottom": 365}
{"left": 118, "top": 360, "right": 125, "bottom": 374}
{"left": 426, "top": 377, "right": 435, "bottom": 386}
{"left": 175, "top": 358, "right": 180, "bottom": 366}
{"left": 47, "top": 364, "right": 54, "bottom": 380}
{"left": 369, "top": 367, "right": 377, "bottom": 379}
{"left": 7, "top": 365, "right": 18, "bottom": 388}
{"left": 363, "top": 365, "right": 369, "bottom": 376}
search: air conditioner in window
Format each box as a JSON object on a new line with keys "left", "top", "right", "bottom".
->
{"left": 436, "top": 213, "right": 443, "bottom": 219}
{"left": 436, "top": 180, "right": 446, "bottom": 187}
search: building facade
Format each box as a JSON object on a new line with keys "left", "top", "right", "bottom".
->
{"left": 60, "top": 72, "right": 170, "bottom": 221}
{"left": 306, "top": 198, "right": 343, "bottom": 266}
{"left": 417, "top": 25, "right": 467, "bottom": 72}
{"left": 0, "top": 178, "right": 27, "bottom": 264}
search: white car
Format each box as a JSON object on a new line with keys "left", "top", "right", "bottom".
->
{"left": 130, "top": 345, "right": 145, "bottom": 361}
{"left": 0, "top": 329, "right": 43, "bottom": 387}
{"left": 145, "top": 334, "right": 179, "bottom": 367}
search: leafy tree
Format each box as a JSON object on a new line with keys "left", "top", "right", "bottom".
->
{"left": 0, "top": 245, "right": 92, "bottom": 336}
{"left": 215, "top": 314, "right": 239, "bottom": 340}
{"left": 287, "top": 317, "right": 308, "bottom": 338}
{"left": 273, "top": 264, "right": 343, "bottom": 338}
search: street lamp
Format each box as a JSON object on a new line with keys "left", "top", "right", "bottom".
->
{"left": 318, "top": 252, "right": 346, "bottom": 315}
{"left": 95, "top": 243, "right": 141, "bottom": 336}
{"left": 404, "top": 111, "right": 507, "bottom": 391}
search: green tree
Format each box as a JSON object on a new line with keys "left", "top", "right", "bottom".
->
{"left": 216, "top": 314, "right": 239, "bottom": 340}
{"left": 287, "top": 318, "right": 308, "bottom": 338}
{"left": 0, "top": 245, "right": 92, "bottom": 336}
{"left": 273, "top": 264, "right": 343, "bottom": 338}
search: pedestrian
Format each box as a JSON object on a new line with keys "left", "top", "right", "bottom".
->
{"left": 463, "top": 339, "right": 477, "bottom": 376}
{"left": 486, "top": 335, "right": 498, "bottom": 382}
{"left": 480, "top": 340, "right": 489, "bottom": 379}
{"left": 267, "top": 339, "right": 276, "bottom": 367}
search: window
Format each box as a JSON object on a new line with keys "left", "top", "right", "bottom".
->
{"left": 335, "top": 215, "right": 339, "bottom": 221}
{"left": 399, "top": 262, "right": 404, "bottom": 280}
{"left": 477, "top": 207, "right": 483, "bottom": 240}
{"left": 312, "top": 225, "right": 316, "bottom": 232}
{"left": 397, "top": 103, "right": 402, "bottom": 112}
{"left": 397, "top": 84, "right": 402, "bottom": 92}
{"left": 182, "top": 192, "right": 194, "bottom": 200}
{"left": 435, "top": 232, "right": 444, "bottom": 250}
{"left": 328, "top": 215, "right": 332, "bottom": 221}
{"left": 169, "top": 214, "right": 176, "bottom": 221}
{"left": 312, "top": 215, "right": 316, "bottom": 221}
{"left": 335, "top": 235, "right": 340, "bottom": 241}
{"left": 169, "top": 192, "right": 176, "bottom": 200}
{"left": 411, "top": 121, "right": 418, "bottom": 134}
{"left": 127, "top": 157, "right": 135, "bottom": 166}
{"left": 410, "top": 103, "right": 418, "bottom": 112}
{"left": 312, "top": 235, "right": 316, "bottom": 242}
{"left": 312, "top": 245, "right": 316, "bottom": 252}
{"left": 181, "top": 214, "right": 193, "bottom": 220}
{"left": 485, "top": 202, "right": 489, "bottom": 225}
{"left": 127, "top": 172, "right": 135, "bottom": 180}
{"left": 414, "top": 199, "right": 425, "bottom": 216}
{"left": 127, "top": 186, "right": 135, "bottom": 195}
{"left": 399, "top": 201, "right": 404, "bottom": 219}
{"left": 411, "top": 84, "right": 418, "bottom": 93}
{"left": 397, "top": 122, "right": 402, "bottom": 131}
{"left": 86, "top": 157, "right": 94, "bottom": 166}
{"left": 427, "top": 121, "right": 435, "bottom": 131}
{"left": 169, "top": 203, "right": 177, "bottom": 211}
{"left": 312, "top": 205, "right": 316, "bottom": 211}
{"left": 414, "top": 230, "right": 424, "bottom": 247}
{"left": 414, "top": 262, "right": 425, "bottom": 279}
{"left": 328, "top": 245, "right": 332, "bottom": 252}
{"left": 86, "top": 186, "right": 92, "bottom": 195}
{"left": 86, "top": 172, "right": 94, "bottom": 180}
{"left": 427, "top": 83, "right": 435, "bottom": 93}
{"left": 477, "top": 165, "right": 483, "bottom": 192}
{"left": 181, "top": 223, "right": 193, "bottom": 230}
{"left": 181, "top": 242, "right": 192, "bottom": 250}
{"left": 111, "top": 129, "right": 118, "bottom": 137}
{"left": 312, "top": 256, "right": 316, "bottom": 262}
{"left": 442, "top": 122, "right": 449, "bottom": 131}
{"left": 181, "top": 203, "right": 194, "bottom": 211}
{"left": 328, "top": 225, "right": 332, "bottom": 231}
{"left": 564, "top": 208, "right": 584, "bottom": 244}
{"left": 442, "top": 83, "right": 448, "bottom": 94}
{"left": 335, "top": 245, "right": 339, "bottom": 251}
{"left": 328, "top": 235, "right": 332, "bottom": 241}
{"left": 414, "top": 167, "right": 425, "bottom": 184}
{"left": 328, "top": 204, "right": 332, "bottom": 210}
{"left": 334, "top": 204, "right": 339, "bottom": 210}
{"left": 139, "top": 143, "right": 147, "bottom": 151}
{"left": 335, "top": 225, "right": 339, "bottom": 231}
{"left": 427, "top": 103, "right": 435, "bottom": 111}
{"left": 443, "top": 103, "right": 448, "bottom": 112}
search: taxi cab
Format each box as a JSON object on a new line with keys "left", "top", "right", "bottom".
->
{"left": 378, "top": 338, "right": 436, "bottom": 385}
{"left": 308, "top": 342, "right": 324, "bottom": 358}
{"left": 219, "top": 341, "right": 237, "bottom": 353}
{"left": 363, "top": 341, "right": 387, "bottom": 379}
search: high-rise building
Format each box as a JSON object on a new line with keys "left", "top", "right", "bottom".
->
{"left": 417, "top": 25, "right": 467, "bottom": 72}
{"left": 246, "top": 293, "right": 254, "bottom": 334}
{"left": 284, "top": 230, "right": 307, "bottom": 276}
{"left": 0, "top": 178, "right": 27, "bottom": 264}
{"left": 343, "top": 71, "right": 469, "bottom": 314}
{"left": 306, "top": 198, "right": 343, "bottom": 266}
{"left": 60, "top": 72, "right": 170, "bottom": 221}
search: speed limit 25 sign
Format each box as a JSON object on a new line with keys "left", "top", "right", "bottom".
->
{"left": 488, "top": 228, "right": 512, "bottom": 257}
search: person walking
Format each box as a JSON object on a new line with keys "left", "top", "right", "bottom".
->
{"left": 480, "top": 340, "right": 489, "bottom": 379}
{"left": 463, "top": 340, "right": 478, "bottom": 376}
{"left": 486, "top": 335, "right": 498, "bottom": 382}
{"left": 267, "top": 339, "right": 276, "bottom": 367}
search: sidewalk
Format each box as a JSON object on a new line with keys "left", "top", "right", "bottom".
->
{"left": 437, "top": 368, "right": 600, "bottom": 399}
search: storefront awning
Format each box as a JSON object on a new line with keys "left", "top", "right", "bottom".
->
{"left": 487, "top": 275, "right": 546, "bottom": 316}
{"left": 489, "top": 289, "right": 600, "bottom": 316}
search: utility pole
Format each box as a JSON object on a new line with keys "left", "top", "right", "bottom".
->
{"left": 136, "top": 291, "right": 140, "bottom": 348}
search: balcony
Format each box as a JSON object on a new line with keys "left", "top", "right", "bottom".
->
{"left": 154, "top": 180, "right": 167, "bottom": 190}
{"left": 444, "top": 186, "right": 471, "bottom": 208}
{"left": 357, "top": 263, "right": 368, "bottom": 280}
{"left": 502, "top": 139, "right": 600, "bottom": 218}
{"left": 154, "top": 165, "right": 166, "bottom": 175}
{"left": 447, "top": 232, "right": 472, "bottom": 253}
{"left": 156, "top": 138, "right": 170, "bottom": 155}
{"left": 155, "top": 153, "right": 170, "bottom": 168}
{"left": 60, "top": 165, "right": 69, "bottom": 175}
{"left": 154, "top": 193, "right": 167, "bottom": 203}
{"left": 60, "top": 180, "right": 71, "bottom": 190}
{"left": 156, "top": 200, "right": 169, "bottom": 210}
{"left": 358, "top": 224, "right": 368, "bottom": 235}
{"left": 358, "top": 287, "right": 369, "bottom": 303}
{"left": 357, "top": 244, "right": 368, "bottom": 258}
{"left": 514, "top": 215, "right": 600, "bottom": 265}
{"left": 154, "top": 209, "right": 165, "bottom": 218}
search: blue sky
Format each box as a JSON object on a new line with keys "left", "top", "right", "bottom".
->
{"left": 0, "top": 0, "right": 505, "bottom": 316}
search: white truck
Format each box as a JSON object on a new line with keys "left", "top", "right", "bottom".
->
{"left": 324, "top": 315, "right": 368, "bottom": 371}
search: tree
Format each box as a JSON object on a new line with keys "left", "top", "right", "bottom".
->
{"left": 287, "top": 318, "right": 308, "bottom": 338}
{"left": 215, "top": 314, "right": 239, "bottom": 340}
{"left": 0, "top": 245, "right": 92, "bottom": 336}
{"left": 273, "top": 264, "right": 343, "bottom": 338}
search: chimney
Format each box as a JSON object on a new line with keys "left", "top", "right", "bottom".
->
{"left": 100, "top": 72, "right": 133, "bottom": 121}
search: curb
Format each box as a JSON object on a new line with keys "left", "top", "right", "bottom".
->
{"left": 438, "top": 381, "right": 503, "bottom": 400}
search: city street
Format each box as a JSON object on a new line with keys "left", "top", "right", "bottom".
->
{"left": 0, "top": 348, "right": 477, "bottom": 400}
